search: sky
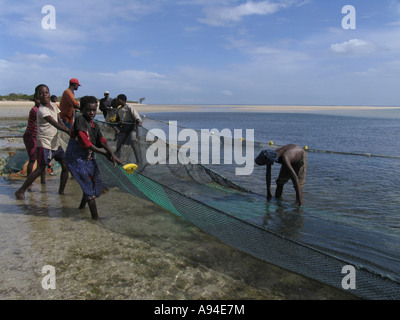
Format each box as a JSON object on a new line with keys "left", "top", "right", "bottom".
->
{"left": 1, "top": 0, "right": 400, "bottom": 106}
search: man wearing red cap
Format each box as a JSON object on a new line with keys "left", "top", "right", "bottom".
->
{"left": 60, "top": 78, "right": 81, "bottom": 128}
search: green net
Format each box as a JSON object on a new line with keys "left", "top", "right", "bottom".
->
{"left": 4, "top": 114, "right": 398, "bottom": 299}
{"left": 93, "top": 118, "right": 400, "bottom": 300}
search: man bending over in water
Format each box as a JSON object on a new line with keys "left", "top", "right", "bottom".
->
{"left": 255, "top": 144, "right": 307, "bottom": 207}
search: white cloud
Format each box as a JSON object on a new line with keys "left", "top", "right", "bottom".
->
{"left": 198, "top": 1, "right": 287, "bottom": 26}
{"left": 0, "top": 59, "right": 12, "bottom": 69}
{"left": 221, "top": 90, "right": 233, "bottom": 96}
{"left": 330, "top": 39, "right": 376, "bottom": 55}
{"left": 0, "top": 1, "right": 160, "bottom": 55}
{"left": 11, "top": 53, "right": 51, "bottom": 62}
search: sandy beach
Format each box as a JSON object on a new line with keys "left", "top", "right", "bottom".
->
{"left": 1, "top": 100, "right": 399, "bottom": 119}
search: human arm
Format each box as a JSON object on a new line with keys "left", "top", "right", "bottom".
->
{"left": 87, "top": 142, "right": 123, "bottom": 166}
{"left": 43, "top": 113, "right": 70, "bottom": 135}
{"left": 128, "top": 105, "right": 142, "bottom": 126}
{"left": 79, "top": 119, "right": 123, "bottom": 166}
{"left": 66, "top": 89, "right": 80, "bottom": 110}
{"left": 74, "top": 128, "right": 123, "bottom": 166}
{"left": 97, "top": 140, "right": 123, "bottom": 167}
{"left": 266, "top": 164, "right": 272, "bottom": 199}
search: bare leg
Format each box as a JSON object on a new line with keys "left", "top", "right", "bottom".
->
{"left": 275, "top": 184, "right": 284, "bottom": 200}
{"left": 87, "top": 198, "right": 98, "bottom": 220}
{"left": 40, "top": 169, "right": 46, "bottom": 184}
{"left": 15, "top": 166, "right": 46, "bottom": 200}
{"left": 115, "top": 132, "right": 127, "bottom": 158}
{"left": 131, "top": 141, "right": 142, "bottom": 164}
{"left": 27, "top": 160, "right": 36, "bottom": 191}
{"left": 79, "top": 194, "right": 87, "bottom": 209}
{"left": 58, "top": 160, "right": 69, "bottom": 195}
{"left": 27, "top": 160, "right": 35, "bottom": 176}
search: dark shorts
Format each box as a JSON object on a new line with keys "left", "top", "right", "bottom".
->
{"left": 37, "top": 146, "right": 65, "bottom": 167}
{"left": 116, "top": 124, "right": 138, "bottom": 147}
{"left": 23, "top": 134, "right": 37, "bottom": 161}
{"left": 276, "top": 152, "right": 307, "bottom": 189}
{"left": 62, "top": 119, "right": 72, "bottom": 129}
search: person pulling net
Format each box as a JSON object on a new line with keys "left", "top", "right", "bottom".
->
{"left": 255, "top": 144, "right": 307, "bottom": 207}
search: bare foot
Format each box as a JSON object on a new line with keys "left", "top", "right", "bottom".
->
{"left": 15, "top": 190, "right": 25, "bottom": 200}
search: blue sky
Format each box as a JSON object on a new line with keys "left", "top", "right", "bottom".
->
{"left": 1, "top": 0, "right": 400, "bottom": 105}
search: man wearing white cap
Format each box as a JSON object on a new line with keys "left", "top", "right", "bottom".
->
{"left": 99, "top": 91, "right": 113, "bottom": 119}
{"left": 60, "top": 78, "right": 81, "bottom": 128}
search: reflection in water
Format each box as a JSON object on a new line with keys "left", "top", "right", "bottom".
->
{"left": 258, "top": 200, "right": 304, "bottom": 238}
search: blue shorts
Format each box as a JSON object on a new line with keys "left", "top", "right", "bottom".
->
{"left": 62, "top": 119, "right": 72, "bottom": 129}
{"left": 37, "top": 146, "right": 65, "bottom": 167}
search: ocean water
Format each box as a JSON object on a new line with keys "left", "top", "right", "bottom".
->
{"left": 2, "top": 107, "right": 400, "bottom": 300}
{"left": 141, "top": 109, "right": 400, "bottom": 287}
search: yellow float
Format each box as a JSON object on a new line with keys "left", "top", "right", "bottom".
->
{"left": 123, "top": 163, "right": 138, "bottom": 174}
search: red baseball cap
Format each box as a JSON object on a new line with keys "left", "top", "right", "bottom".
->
{"left": 70, "top": 78, "right": 81, "bottom": 86}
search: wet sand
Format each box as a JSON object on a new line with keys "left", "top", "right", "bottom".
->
{"left": 0, "top": 101, "right": 358, "bottom": 300}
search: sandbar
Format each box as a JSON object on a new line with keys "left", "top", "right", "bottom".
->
{"left": 1, "top": 100, "right": 399, "bottom": 119}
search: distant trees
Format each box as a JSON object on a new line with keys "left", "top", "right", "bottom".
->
{"left": 0, "top": 93, "right": 145, "bottom": 103}
{"left": 0, "top": 93, "right": 35, "bottom": 101}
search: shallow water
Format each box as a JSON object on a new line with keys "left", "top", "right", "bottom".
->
{"left": 0, "top": 113, "right": 367, "bottom": 300}
{"left": 136, "top": 111, "right": 400, "bottom": 293}
{"left": 0, "top": 174, "right": 355, "bottom": 300}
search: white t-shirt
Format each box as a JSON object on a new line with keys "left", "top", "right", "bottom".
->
{"left": 36, "top": 102, "right": 61, "bottom": 150}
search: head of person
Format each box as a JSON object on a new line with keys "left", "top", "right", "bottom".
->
{"left": 33, "top": 93, "right": 40, "bottom": 107}
{"left": 80, "top": 96, "right": 98, "bottom": 121}
{"left": 35, "top": 84, "right": 50, "bottom": 106}
{"left": 255, "top": 149, "right": 277, "bottom": 166}
{"left": 50, "top": 95, "right": 57, "bottom": 103}
{"left": 104, "top": 91, "right": 110, "bottom": 98}
{"left": 117, "top": 94, "right": 127, "bottom": 106}
{"left": 111, "top": 98, "right": 118, "bottom": 108}
{"left": 69, "top": 78, "right": 81, "bottom": 90}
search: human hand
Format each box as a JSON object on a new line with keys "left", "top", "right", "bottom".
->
{"left": 111, "top": 154, "right": 123, "bottom": 167}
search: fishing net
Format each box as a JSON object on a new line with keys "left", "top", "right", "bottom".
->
{"left": 93, "top": 117, "right": 400, "bottom": 300}
{"left": 2, "top": 131, "right": 67, "bottom": 176}
{"left": 4, "top": 114, "right": 399, "bottom": 299}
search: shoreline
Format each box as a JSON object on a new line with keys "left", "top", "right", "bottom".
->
{"left": 1, "top": 101, "right": 399, "bottom": 118}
